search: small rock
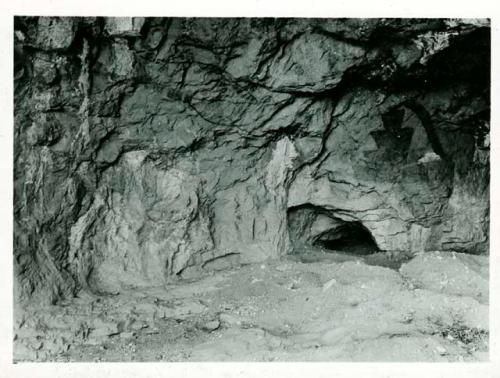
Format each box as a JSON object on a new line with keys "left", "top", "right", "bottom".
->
{"left": 348, "top": 298, "right": 359, "bottom": 307}
{"left": 130, "top": 321, "right": 149, "bottom": 331}
{"left": 198, "top": 319, "right": 220, "bottom": 332}
{"left": 403, "top": 314, "right": 414, "bottom": 323}
{"left": 322, "top": 278, "right": 337, "bottom": 292}
{"left": 435, "top": 346, "right": 447, "bottom": 355}
{"left": 219, "top": 313, "right": 242, "bottom": 327}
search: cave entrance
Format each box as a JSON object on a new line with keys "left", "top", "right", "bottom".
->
{"left": 312, "top": 221, "right": 379, "bottom": 256}
{"left": 287, "top": 204, "right": 379, "bottom": 262}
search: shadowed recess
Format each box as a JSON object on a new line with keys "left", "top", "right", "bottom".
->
{"left": 313, "top": 221, "right": 379, "bottom": 255}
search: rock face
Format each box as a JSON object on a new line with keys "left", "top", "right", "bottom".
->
{"left": 14, "top": 17, "right": 490, "bottom": 304}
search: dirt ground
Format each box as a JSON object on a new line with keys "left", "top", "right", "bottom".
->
{"left": 13, "top": 250, "right": 488, "bottom": 362}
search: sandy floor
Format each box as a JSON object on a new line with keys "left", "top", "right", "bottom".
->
{"left": 13, "top": 250, "right": 488, "bottom": 362}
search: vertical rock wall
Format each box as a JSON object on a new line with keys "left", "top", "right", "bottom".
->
{"left": 14, "top": 17, "right": 490, "bottom": 304}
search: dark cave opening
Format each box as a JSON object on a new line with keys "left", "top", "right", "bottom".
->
{"left": 287, "top": 204, "right": 380, "bottom": 257}
{"left": 312, "top": 221, "right": 380, "bottom": 256}
{"left": 287, "top": 204, "right": 415, "bottom": 269}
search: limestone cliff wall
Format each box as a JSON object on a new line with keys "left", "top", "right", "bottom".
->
{"left": 14, "top": 17, "right": 490, "bottom": 304}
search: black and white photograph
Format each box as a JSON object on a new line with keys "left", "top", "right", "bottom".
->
{"left": 1, "top": 1, "right": 498, "bottom": 375}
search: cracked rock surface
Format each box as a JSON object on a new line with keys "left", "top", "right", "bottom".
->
{"left": 13, "top": 17, "right": 489, "bottom": 361}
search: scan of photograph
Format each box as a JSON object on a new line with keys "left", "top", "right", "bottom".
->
{"left": 1, "top": 2, "right": 498, "bottom": 377}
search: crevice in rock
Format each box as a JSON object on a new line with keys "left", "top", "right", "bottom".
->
{"left": 403, "top": 99, "right": 449, "bottom": 161}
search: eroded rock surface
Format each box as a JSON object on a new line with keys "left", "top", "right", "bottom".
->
{"left": 14, "top": 254, "right": 488, "bottom": 362}
{"left": 14, "top": 17, "right": 489, "bottom": 314}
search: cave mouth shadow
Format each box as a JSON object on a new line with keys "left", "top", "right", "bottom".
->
{"left": 312, "top": 221, "right": 380, "bottom": 256}
{"left": 287, "top": 204, "right": 417, "bottom": 269}
{"left": 287, "top": 204, "right": 380, "bottom": 259}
